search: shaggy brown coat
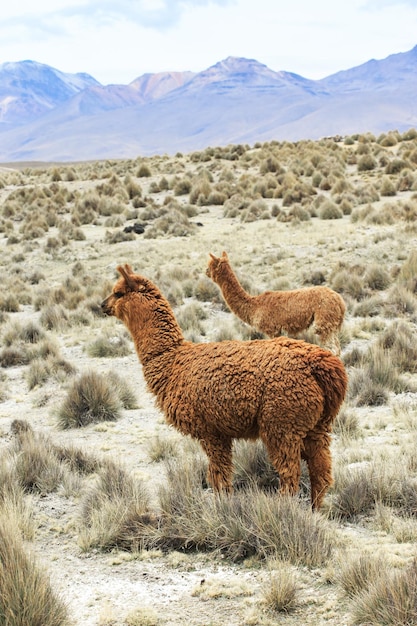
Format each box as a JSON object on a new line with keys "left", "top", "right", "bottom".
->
{"left": 101, "top": 264, "right": 348, "bottom": 510}
{"left": 206, "top": 251, "right": 346, "bottom": 355}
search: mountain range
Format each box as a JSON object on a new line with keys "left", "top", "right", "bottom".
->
{"left": 0, "top": 46, "right": 416, "bottom": 163}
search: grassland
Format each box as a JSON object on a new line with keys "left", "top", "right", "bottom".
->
{"left": 1, "top": 129, "right": 417, "bottom": 625}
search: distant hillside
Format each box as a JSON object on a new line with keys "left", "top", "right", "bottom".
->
{"left": 0, "top": 47, "right": 416, "bottom": 162}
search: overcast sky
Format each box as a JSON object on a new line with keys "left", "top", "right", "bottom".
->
{"left": 1, "top": 0, "right": 417, "bottom": 85}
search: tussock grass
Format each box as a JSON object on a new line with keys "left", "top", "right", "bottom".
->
{"left": 261, "top": 560, "right": 298, "bottom": 614}
{"left": 56, "top": 370, "right": 122, "bottom": 428}
{"left": 335, "top": 551, "right": 390, "bottom": 598}
{"left": 330, "top": 451, "right": 417, "bottom": 520}
{"left": 86, "top": 330, "right": 132, "bottom": 358}
{"left": 78, "top": 461, "right": 152, "bottom": 552}
{"left": 0, "top": 513, "right": 71, "bottom": 626}
{"left": 350, "top": 558, "right": 417, "bottom": 625}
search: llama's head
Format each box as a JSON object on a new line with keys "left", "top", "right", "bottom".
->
{"left": 206, "top": 251, "right": 229, "bottom": 281}
{"left": 101, "top": 264, "right": 157, "bottom": 321}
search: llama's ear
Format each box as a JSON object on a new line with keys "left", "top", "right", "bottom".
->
{"left": 221, "top": 251, "right": 229, "bottom": 259}
{"left": 117, "top": 264, "right": 136, "bottom": 288}
{"left": 209, "top": 253, "right": 216, "bottom": 261}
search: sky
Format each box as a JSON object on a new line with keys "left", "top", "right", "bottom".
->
{"left": 1, "top": 0, "right": 417, "bottom": 85}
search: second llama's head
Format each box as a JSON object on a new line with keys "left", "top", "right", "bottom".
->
{"left": 206, "top": 251, "right": 230, "bottom": 282}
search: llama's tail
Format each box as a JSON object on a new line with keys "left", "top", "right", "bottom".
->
{"left": 310, "top": 350, "right": 348, "bottom": 429}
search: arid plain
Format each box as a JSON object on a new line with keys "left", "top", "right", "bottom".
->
{"left": 1, "top": 130, "right": 417, "bottom": 626}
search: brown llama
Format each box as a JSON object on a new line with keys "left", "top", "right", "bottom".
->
{"left": 101, "top": 264, "right": 347, "bottom": 510}
{"left": 206, "top": 251, "right": 346, "bottom": 355}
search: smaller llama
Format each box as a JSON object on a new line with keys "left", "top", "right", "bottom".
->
{"left": 206, "top": 251, "right": 345, "bottom": 355}
{"left": 101, "top": 264, "right": 347, "bottom": 510}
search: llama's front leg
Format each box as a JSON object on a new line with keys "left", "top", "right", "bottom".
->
{"left": 301, "top": 431, "right": 332, "bottom": 510}
{"left": 199, "top": 436, "right": 234, "bottom": 493}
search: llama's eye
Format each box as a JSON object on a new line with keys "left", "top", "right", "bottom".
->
{"left": 114, "top": 291, "right": 125, "bottom": 299}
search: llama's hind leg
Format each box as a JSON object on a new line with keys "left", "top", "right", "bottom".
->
{"left": 261, "top": 432, "right": 302, "bottom": 498}
{"left": 316, "top": 328, "right": 341, "bottom": 356}
{"left": 200, "top": 436, "right": 234, "bottom": 493}
{"left": 301, "top": 431, "right": 332, "bottom": 510}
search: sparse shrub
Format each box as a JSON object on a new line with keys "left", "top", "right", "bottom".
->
{"left": 241, "top": 199, "right": 270, "bottom": 222}
{"left": 261, "top": 561, "right": 298, "bottom": 613}
{"left": 144, "top": 210, "right": 196, "bottom": 238}
{"left": 380, "top": 175, "right": 397, "bottom": 196}
{"left": 193, "top": 277, "right": 223, "bottom": 303}
{"left": 0, "top": 294, "right": 20, "bottom": 312}
{"left": 331, "top": 269, "right": 365, "bottom": 300}
{"left": 385, "top": 158, "right": 408, "bottom": 174}
{"left": 107, "top": 370, "right": 138, "bottom": 410}
{"left": 174, "top": 177, "right": 192, "bottom": 196}
{"left": 136, "top": 163, "right": 152, "bottom": 177}
{"left": 56, "top": 371, "right": 122, "bottom": 428}
{"left": 335, "top": 551, "right": 388, "bottom": 598}
{"left": 288, "top": 204, "right": 310, "bottom": 221}
{"left": 364, "top": 264, "right": 391, "bottom": 290}
{"left": 351, "top": 559, "right": 417, "bottom": 626}
{"left": 147, "top": 435, "right": 179, "bottom": 463}
{"left": 232, "top": 440, "right": 280, "bottom": 491}
{"left": 0, "top": 513, "right": 70, "bottom": 626}
{"left": 333, "top": 409, "right": 361, "bottom": 441}
{"left": 189, "top": 178, "right": 211, "bottom": 204}
{"left": 86, "top": 331, "right": 131, "bottom": 358}
{"left": 78, "top": 461, "right": 151, "bottom": 551}
{"left": 39, "top": 304, "right": 69, "bottom": 330}
{"left": 176, "top": 301, "right": 207, "bottom": 336}
{"left": 319, "top": 199, "right": 343, "bottom": 219}
{"left": 357, "top": 154, "right": 377, "bottom": 171}
{"left": 104, "top": 229, "right": 135, "bottom": 244}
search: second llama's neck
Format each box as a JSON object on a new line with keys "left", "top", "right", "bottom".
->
{"left": 216, "top": 262, "right": 255, "bottom": 325}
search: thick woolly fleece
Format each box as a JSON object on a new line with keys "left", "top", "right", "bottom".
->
{"left": 206, "top": 251, "right": 346, "bottom": 355}
{"left": 101, "top": 264, "right": 348, "bottom": 510}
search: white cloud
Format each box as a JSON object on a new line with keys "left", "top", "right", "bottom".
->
{"left": 0, "top": 0, "right": 416, "bottom": 84}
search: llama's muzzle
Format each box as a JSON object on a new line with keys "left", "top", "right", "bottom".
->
{"left": 101, "top": 298, "right": 113, "bottom": 316}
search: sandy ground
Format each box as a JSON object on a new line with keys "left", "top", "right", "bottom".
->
{"left": 0, "top": 165, "right": 416, "bottom": 625}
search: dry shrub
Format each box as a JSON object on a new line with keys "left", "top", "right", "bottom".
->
{"left": 143, "top": 210, "right": 196, "bottom": 238}
{"left": 261, "top": 561, "right": 298, "bottom": 614}
{"left": 56, "top": 370, "right": 122, "bottom": 428}
{"left": 232, "top": 440, "right": 280, "bottom": 491}
{"left": 377, "top": 320, "right": 417, "bottom": 373}
{"left": 155, "top": 452, "right": 337, "bottom": 565}
{"left": 351, "top": 559, "right": 417, "bottom": 625}
{"left": 11, "top": 426, "right": 67, "bottom": 494}
{"left": 330, "top": 452, "right": 417, "bottom": 520}
{"left": 86, "top": 331, "right": 132, "bottom": 358}
{"left": 78, "top": 461, "right": 151, "bottom": 552}
{"left": 347, "top": 343, "right": 411, "bottom": 406}
{"left": 0, "top": 513, "right": 70, "bottom": 626}
{"left": 333, "top": 409, "right": 361, "bottom": 441}
{"left": 39, "top": 304, "right": 69, "bottom": 331}
{"left": 335, "top": 551, "right": 389, "bottom": 598}
{"left": 364, "top": 264, "right": 391, "bottom": 291}
{"left": 319, "top": 199, "right": 343, "bottom": 219}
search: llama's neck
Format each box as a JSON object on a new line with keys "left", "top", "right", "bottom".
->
{"left": 215, "top": 263, "right": 255, "bottom": 325}
{"left": 124, "top": 297, "right": 184, "bottom": 397}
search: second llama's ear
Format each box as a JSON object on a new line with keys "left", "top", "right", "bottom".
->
{"left": 221, "top": 251, "right": 229, "bottom": 260}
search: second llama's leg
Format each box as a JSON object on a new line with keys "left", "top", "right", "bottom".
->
{"left": 301, "top": 431, "right": 333, "bottom": 510}
{"left": 314, "top": 325, "right": 341, "bottom": 356}
{"left": 199, "top": 436, "right": 234, "bottom": 493}
{"left": 321, "top": 332, "right": 341, "bottom": 356}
